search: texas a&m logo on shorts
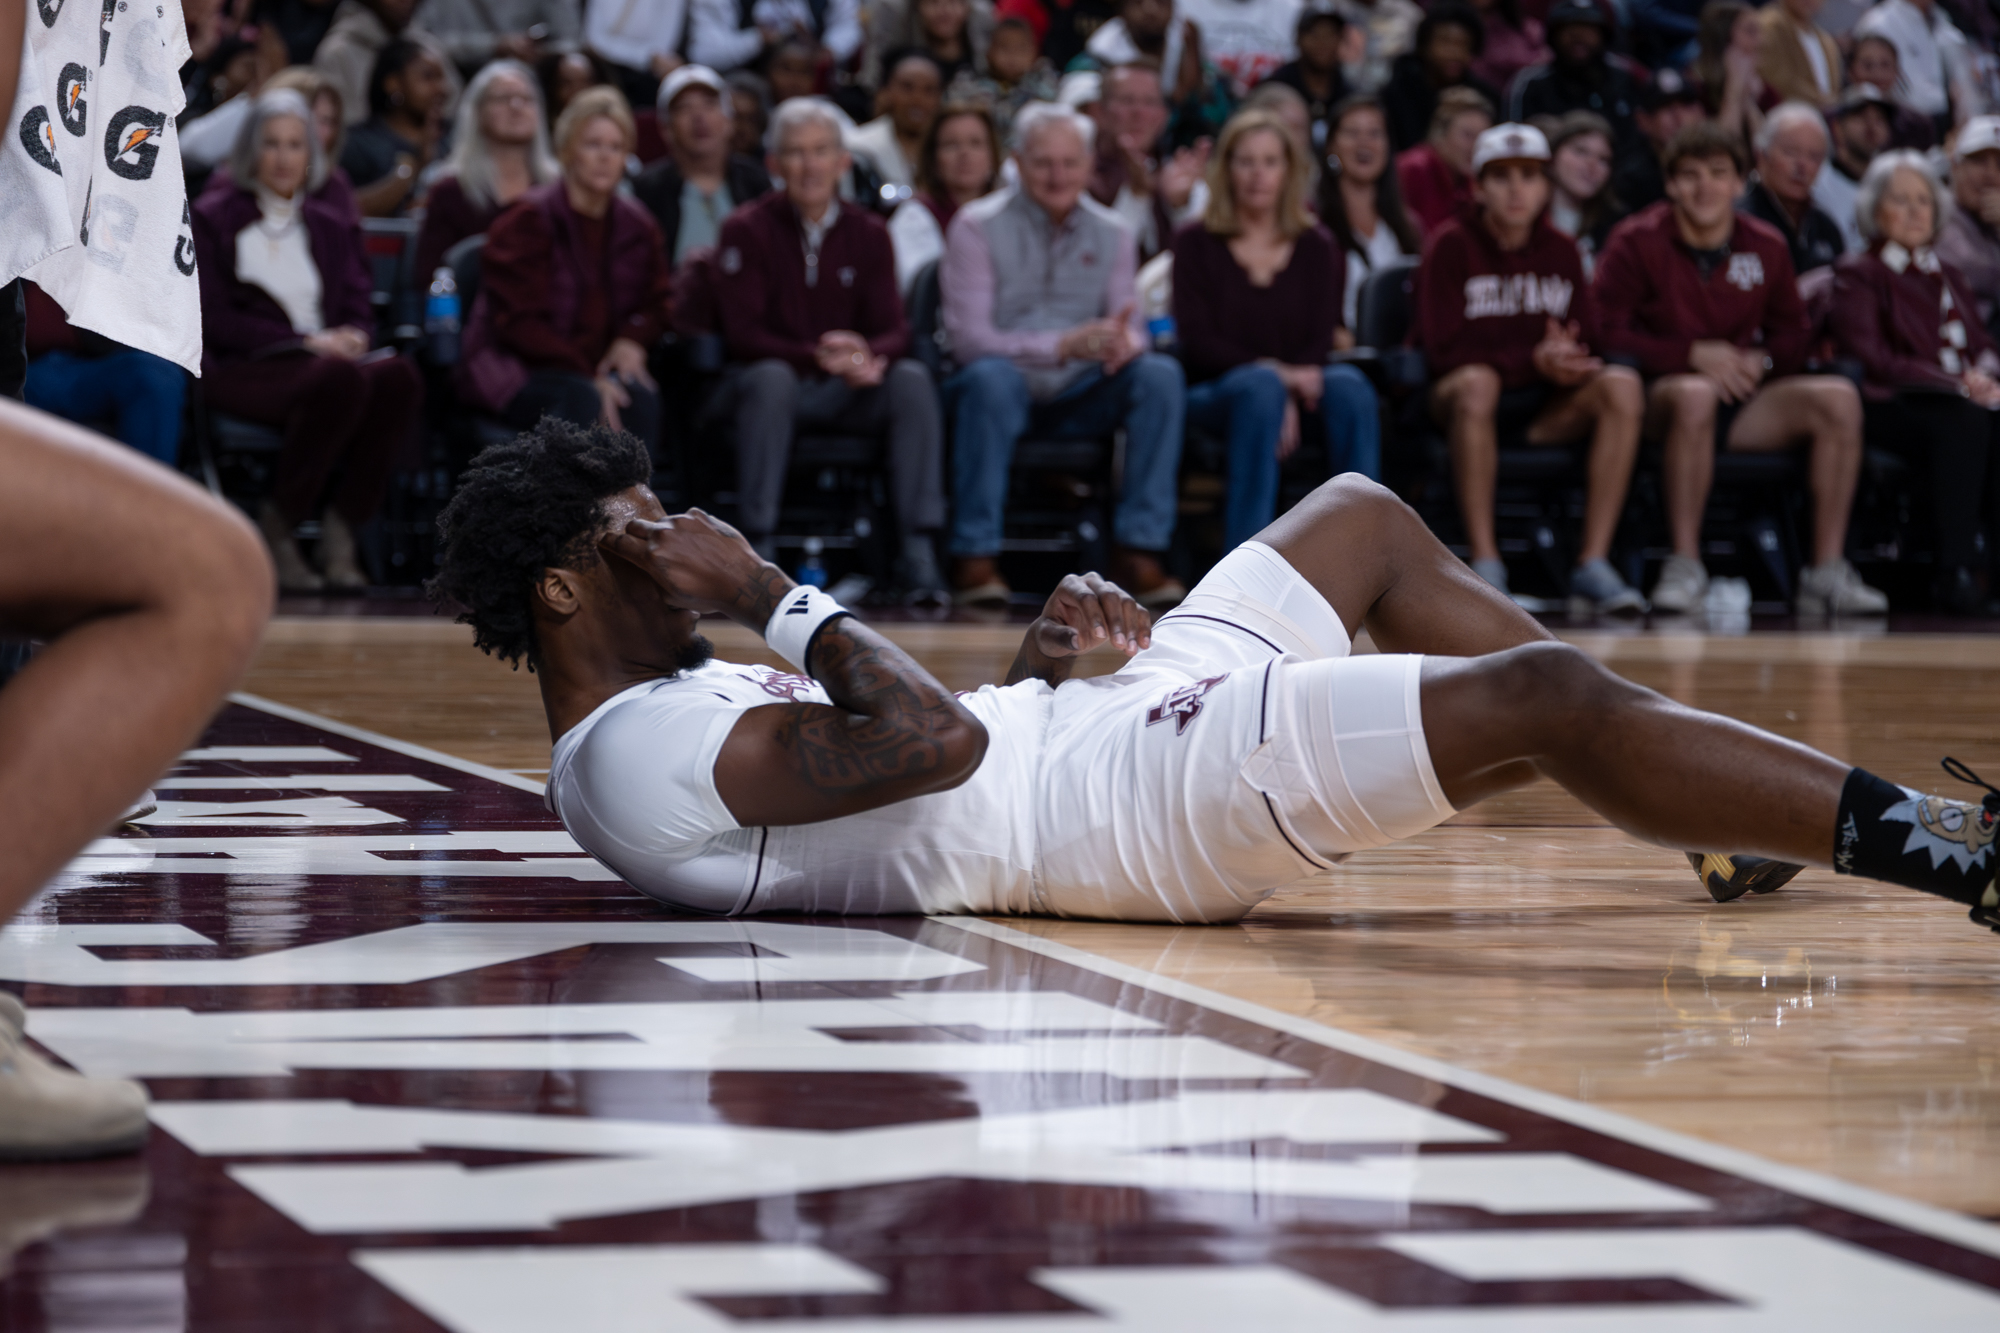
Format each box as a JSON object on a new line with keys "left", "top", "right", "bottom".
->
{"left": 1146, "top": 673, "right": 1229, "bottom": 735}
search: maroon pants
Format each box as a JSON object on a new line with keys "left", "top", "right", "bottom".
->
{"left": 206, "top": 351, "right": 422, "bottom": 524}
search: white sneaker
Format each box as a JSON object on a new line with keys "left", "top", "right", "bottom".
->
{"left": 1796, "top": 558, "right": 1890, "bottom": 616}
{"left": 0, "top": 995, "right": 149, "bottom": 1161}
{"left": 1649, "top": 555, "right": 1710, "bottom": 614}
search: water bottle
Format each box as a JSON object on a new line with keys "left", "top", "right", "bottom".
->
{"left": 1141, "top": 275, "right": 1176, "bottom": 351}
{"left": 796, "top": 536, "right": 829, "bottom": 589}
{"left": 424, "top": 266, "right": 460, "bottom": 366}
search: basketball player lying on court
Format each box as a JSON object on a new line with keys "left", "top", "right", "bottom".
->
{"left": 431, "top": 420, "right": 2000, "bottom": 933}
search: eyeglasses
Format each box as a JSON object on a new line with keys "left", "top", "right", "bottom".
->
{"left": 485, "top": 93, "right": 535, "bottom": 109}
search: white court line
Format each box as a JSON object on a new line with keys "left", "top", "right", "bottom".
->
{"left": 938, "top": 916, "right": 2000, "bottom": 1262}
{"left": 225, "top": 696, "right": 2000, "bottom": 1259}
{"left": 231, "top": 693, "right": 548, "bottom": 796}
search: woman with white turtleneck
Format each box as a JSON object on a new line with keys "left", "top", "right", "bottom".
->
{"left": 193, "top": 89, "right": 423, "bottom": 593}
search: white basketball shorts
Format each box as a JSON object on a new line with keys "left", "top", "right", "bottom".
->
{"left": 1030, "top": 540, "right": 1456, "bottom": 923}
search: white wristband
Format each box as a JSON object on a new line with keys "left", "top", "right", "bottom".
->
{"left": 763, "top": 585, "right": 852, "bottom": 675}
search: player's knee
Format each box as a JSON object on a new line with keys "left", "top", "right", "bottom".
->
{"left": 1483, "top": 641, "right": 1625, "bottom": 715}
{"left": 163, "top": 492, "right": 275, "bottom": 651}
{"left": 1305, "top": 472, "right": 1412, "bottom": 539}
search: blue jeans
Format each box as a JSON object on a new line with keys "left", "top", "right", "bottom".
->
{"left": 1185, "top": 362, "right": 1381, "bottom": 550}
{"left": 943, "top": 353, "right": 1185, "bottom": 556}
{"left": 24, "top": 349, "right": 185, "bottom": 465}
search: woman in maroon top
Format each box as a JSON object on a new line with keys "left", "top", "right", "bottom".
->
{"left": 1174, "top": 110, "right": 1380, "bottom": 551}
{"left": 1833, "top": 152, "right": 2000, "bottom": 613}
{"left": 414, "top": 60, "right": 560, "bottom": 285}
{"left": 194, "top": 90, "right": 423, "bottom": 593}
{"left": 458, "top": 87, "right": 673, "bottom": 458}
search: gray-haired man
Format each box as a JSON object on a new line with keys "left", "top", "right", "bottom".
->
{"left": 939, "top": 103, "right": 1186, "bottom": 608}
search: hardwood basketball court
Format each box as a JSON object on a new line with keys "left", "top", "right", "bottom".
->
{"left": 5, "top": 608, "right": 2000, "bottom": 1329}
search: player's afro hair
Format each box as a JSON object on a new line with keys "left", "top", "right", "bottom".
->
{"left": 426, "top": 418, "right": 652, "bottom": 670}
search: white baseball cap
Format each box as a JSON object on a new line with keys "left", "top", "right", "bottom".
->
{"left": 1472, "top": 122, "right": 1551, "bottom": 175}
{"left": 659, "top": 64, "right": 728, "bottom": 114}
{"left": 1957, "top": 115, "right": 2000, "bottom": 161}
{"left": 1058, "top": 70, "right": 1102, "bottom": 109}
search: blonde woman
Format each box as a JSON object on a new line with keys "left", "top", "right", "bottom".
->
{"left": 458, "top": 87, "right": 672, "bottom": 456}
{"left": 1173, "top": 109, "right": 1381, "bottom": 550}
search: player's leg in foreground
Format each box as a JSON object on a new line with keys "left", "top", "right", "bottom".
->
{"left": 0, "top": 400, "right": 274, "bottom": 1157}
{"left": 1260, "top": 475, "right": 1995, "bottom": 926}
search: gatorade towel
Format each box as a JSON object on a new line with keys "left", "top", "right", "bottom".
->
{"left": 1, "top": 0, "right": 201, "bottom": 373}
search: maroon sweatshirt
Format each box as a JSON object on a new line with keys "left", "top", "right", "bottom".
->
{"left": 715, "top": 191, "right": 909, "bottom": 374}
{"left": 1592, "top": 202, "right": 1807, "bottom": 377}
{"left": 1413, "top": 204, "right": 1592, "bottom": 390}
{"left": 1830, "top": 244, "right": 1997, "bottom": 402}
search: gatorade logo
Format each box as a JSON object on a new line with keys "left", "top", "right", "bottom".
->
{"left": 58, "top": 64, "right": 89, "bottom": 137}
{"left": 175, "top": 200, "right": 197, "bottom": 277}
{"left": 19, "top": 106, "right": 62, "bottom": 174}
{"left": 103, "top": 105, "right": 164, "bottom": 180}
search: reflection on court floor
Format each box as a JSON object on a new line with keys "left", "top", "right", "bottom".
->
{"left": 3, "top": 698, "right": 1999, "bottom": 1331}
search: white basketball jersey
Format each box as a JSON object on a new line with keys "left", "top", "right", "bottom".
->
{"left": 548, "top": 661, "right": 1052, "bottom": 916}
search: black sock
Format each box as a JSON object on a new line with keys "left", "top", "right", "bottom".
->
{"left": 1834, "top": 765, "right": 2000, "bottom": 907}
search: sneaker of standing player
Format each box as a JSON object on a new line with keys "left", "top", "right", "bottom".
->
{"left": 1686, "top": 851, "right": 1806, "bottom": 902}
{"left": 1569, "top": 559, "right": 1648, "bottom": 616}
{"left": 0, "top": 994, "right": 150, "bottom": 1161}
{"left": 115, "top": 790, "right": 157, "bottom": 826}
{"left": 1795, "top": 557, "right": 1890, "bottom": 616}
{"left": 1649, "top": 554, "right": 1709, "bottom": 613}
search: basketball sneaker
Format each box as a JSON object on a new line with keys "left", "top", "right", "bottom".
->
{"left": 0, "top": 994, "right": 149, "bottom": 1160}
{"left": 1686, "top": 852, "right": 1805, "bottom": 902}
{"left": 116, "top": 789, "right": 157, "bottom": 827}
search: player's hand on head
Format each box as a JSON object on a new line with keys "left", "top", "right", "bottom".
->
{"left": 1033, "top": 572, "right": 1152, "bottom": 659}
{"left": 598, "top": 507, "right": 783, "bottom": 618}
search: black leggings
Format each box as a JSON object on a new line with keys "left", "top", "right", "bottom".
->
{"left": 503, "top": 369, "right": 661, "bottom": 460}
{"left": 1866, "top": 392, "right": 2000, "bottom": 572}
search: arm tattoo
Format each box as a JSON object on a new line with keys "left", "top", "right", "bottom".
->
{"left": 774, "top": 619, "right": 980, "bottom": 797}
{"left": 730, "top": 564, "right": 794, "bottom": 626}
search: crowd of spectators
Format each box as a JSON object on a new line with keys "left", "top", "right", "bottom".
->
{"left": 24, "top": 0, "right": 2000, "bottom": 615}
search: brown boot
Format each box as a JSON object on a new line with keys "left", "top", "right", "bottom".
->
{"left": 317, "top": 511, "right": 369, "bottom": 591}
{"left": 951, "top": 556, "right": 1011, "bottom": 608}
{"left": 257, "top": 502, "right": 321, "bottom": 593}
{"left": 1109, "top": 549, "right": 1186, "bottom": 610}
